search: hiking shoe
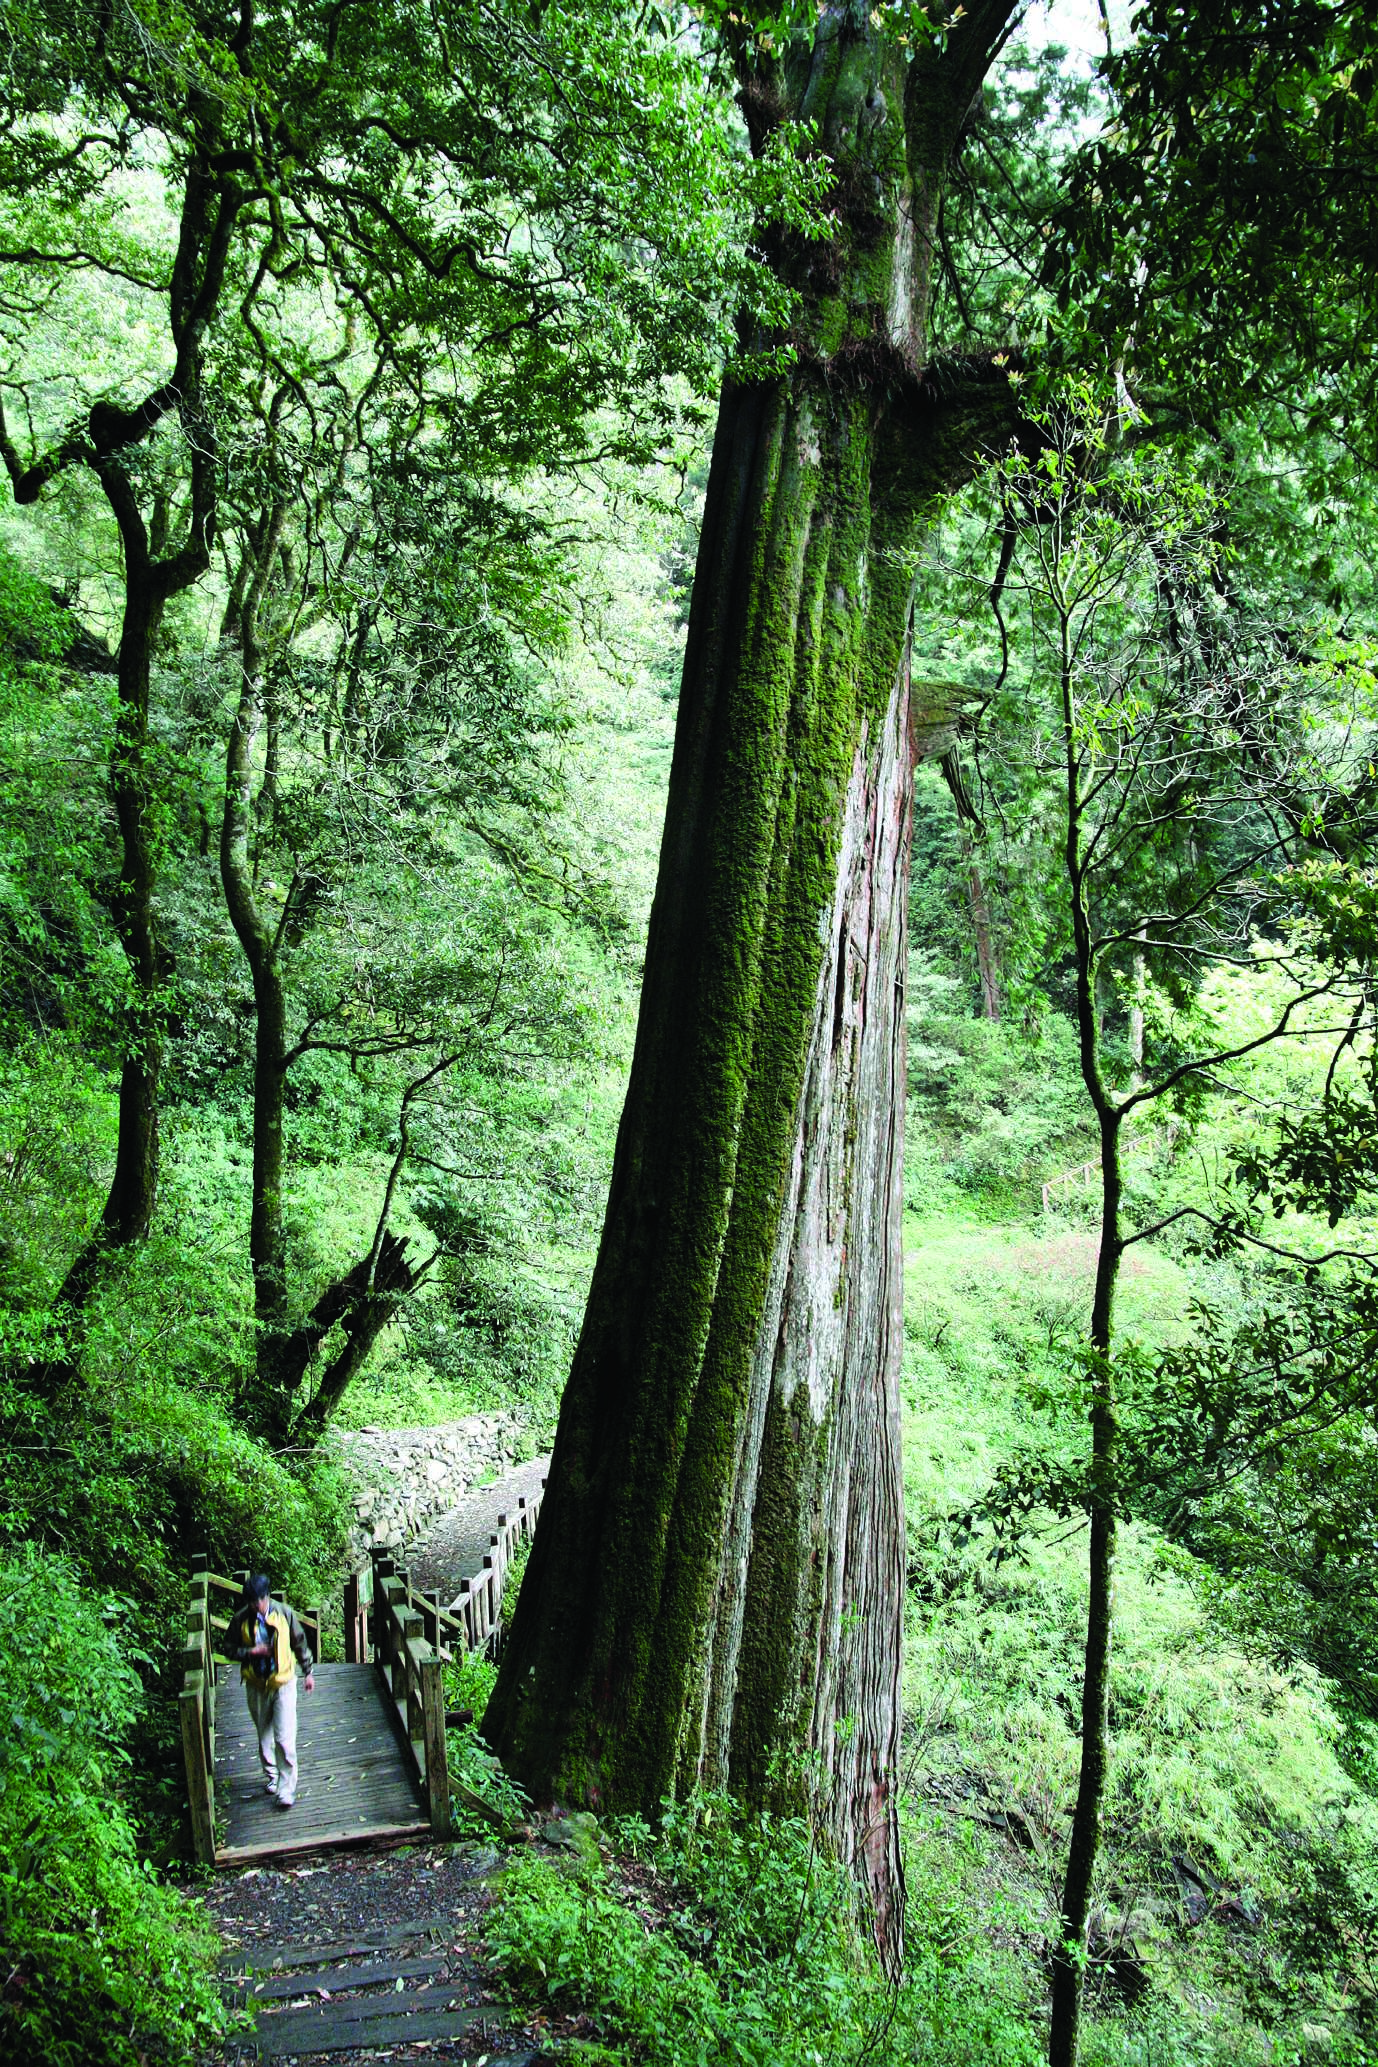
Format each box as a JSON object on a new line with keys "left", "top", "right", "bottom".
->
{"left": 276, "top": 1793, "right": 294, "bottom": 1810}
{"left": 264, "top": 1780, "right": 280, "bottom": 1799}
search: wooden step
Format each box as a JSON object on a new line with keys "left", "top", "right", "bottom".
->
{"left": 245, "top": 1952, "right": 446, "bottom": 2001}
{"left": 254, "top": 1993, "right": 488, "bottom": 2057}
{"left": 220, "top": 1915, "right": 452, "bottom": 1975}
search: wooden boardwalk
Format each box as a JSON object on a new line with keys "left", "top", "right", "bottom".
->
{"left": 215, "top": 1663, "right": 429, "bottom": 1864}
{"left": 183, "top": 1478, "right": 546, "bottom": 1867}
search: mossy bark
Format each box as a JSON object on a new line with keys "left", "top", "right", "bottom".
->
{"left": 485, "top": 1, "right": 1020, "bottom": 1971}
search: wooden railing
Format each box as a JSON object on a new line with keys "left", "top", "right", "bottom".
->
{"left": 178, "top": 1558, "right": 324, "bottom": 1866}
{"left": 346, "top": 1483, "right": 545, "bottom": 1662}
{"left": 1039, "top": 1123, "right": 1179, "bottom": 1213}
{"left": 351, "top": 1483, "right": 546, "bottom": 1828}
{"left": 369, "top": 1560, "right": 451, "bottom": 1836}
{"left": 180, "top": 1556, "right": 218, "bottom": 1865}
{"left": 446, "top": 1486, "right": 543, "bottom": 1653}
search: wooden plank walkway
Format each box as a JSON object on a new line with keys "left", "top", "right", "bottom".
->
{"left": 215, "top": 1662, "right": 429, "bottom": 1863}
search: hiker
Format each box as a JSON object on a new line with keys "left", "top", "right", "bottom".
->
{"left": 226, "top": 1574, "right": 315, "bottom": 1809}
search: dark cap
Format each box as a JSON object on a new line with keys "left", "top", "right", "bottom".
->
{"left": 248, "top": 1573, "right": 272, "bottom": 1600}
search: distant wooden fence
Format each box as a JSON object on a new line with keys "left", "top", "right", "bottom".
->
{"left": 1039, "top": 1123, "right": 1179, "bottom": 1213}
{"left": 445, "top": 1484, "right": 544, "bottom": 1652}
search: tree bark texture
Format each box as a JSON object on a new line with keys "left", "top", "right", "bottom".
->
{"left": 486, "top": 2, "right": 1020, "bottom": 1971}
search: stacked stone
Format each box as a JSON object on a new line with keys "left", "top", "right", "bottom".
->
{"left": 329, "top": 1413, "right": 526, "bottom": 1567}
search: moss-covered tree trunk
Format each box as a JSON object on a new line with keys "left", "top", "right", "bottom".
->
{"left": 485, "top": 0, "right": 1019, "bottom": 1969}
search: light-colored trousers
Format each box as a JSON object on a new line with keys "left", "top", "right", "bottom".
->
{"left": 245, "top": 1676, "right": 298, "bottom": 1799}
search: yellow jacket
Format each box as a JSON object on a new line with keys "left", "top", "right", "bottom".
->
{"left": 227, "top": 1599, "right": 312, "bottom": 1691}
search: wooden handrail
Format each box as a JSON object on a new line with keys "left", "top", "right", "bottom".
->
{"left": 180, "top": 1558, "right": 217, "bottom": 1865}
{"left": 333, "top": 1476, "right": 549, "bottom": 1840}
{"left": 443, "top": 1484, "right": 545, "bottom": 1655}
{"left": 372, "top": 1570, "right": 449, "bottom": 1836}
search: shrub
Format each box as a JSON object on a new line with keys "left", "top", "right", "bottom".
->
{"left": 0, "top": 1548, "right": 225, "bottom": 2067}
{"left": 485, "top": 1793, "right": 1044, "bottom": 2067}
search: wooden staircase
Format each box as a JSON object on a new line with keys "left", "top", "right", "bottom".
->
{"left": 220, "top": 1910, "right": 538, "bottom": 2060}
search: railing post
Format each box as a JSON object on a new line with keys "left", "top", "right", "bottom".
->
{"left": 181, "top": 1679, "right": 215, "bottom": 1864}
{"left": 300, "top": 1602, "right": 322, "bottom": 1666}
{"left": 344, "top": 1571, "right": 362, "bottom": 1663}
{"left": 420, "top": 1653, "right": 449, "bottom": 1836}
{"left": 452, "top": 1579, "right": 474, "bottom": 1651}
{"left": 380, "top": 1577, "right": 404, "bottom": 1697}
{"left": 401, "top": 1610, "right": 423, "bottom": 1744}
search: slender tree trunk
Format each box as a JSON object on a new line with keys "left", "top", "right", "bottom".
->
{"left": 1128, "top": 924, "right": 1147, "bottom": 1081}
{"left": 965, "top": 837, "right": 1002, "bottom": 1019}
{"left": 486, "top": 1, "right": 1021, "bottom": 1970}
{"left": 56, "top": 558, "right": 167, "bottom": 1320}
{"left": 220, "top": 504, "right": 437, "bottom": 1442}
{"left": 11, "top": 127, "right": 237, "bottom": 1347}
{"left": 1049, "top": 621, "right": 1123, "bottom": 2067}
{"left": 219, "top": 506, "right": 298, "bottom": 1440}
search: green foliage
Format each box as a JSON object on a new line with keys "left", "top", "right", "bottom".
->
{"left": 0, "top": 1548, "right": 225, "bottom": 2067}
{"left": 907, "top": 965, "right": 1092, "bottom": 1214}
{"left": 0, "top": 1205, "right": 349, "bottom": 1611}
{"left": 486, "top": 1794, "right": 1042, "bottom": 2067}
{"left": 442, "top": 1650, "right": 530, "bottom": 1840}
{"left": 0, "top": 548, "right": 123, "bottom": 1076}
{"left": 901, "top": 1204, "right": 1378, "bottom": 2060}
{"left": 1054, "top": 0, "right": 1378, "bottom": 455}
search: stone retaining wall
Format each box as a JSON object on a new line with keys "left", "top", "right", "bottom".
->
{"left": 327, "top": 1413, "right": 527, "bottom": 1569}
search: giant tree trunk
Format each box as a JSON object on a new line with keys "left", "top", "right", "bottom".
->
{"left": 486, "top": 1, "right": 1019, "bottom": 1968}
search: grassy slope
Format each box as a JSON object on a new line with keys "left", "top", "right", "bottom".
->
{"left": 900, "top": 1203, "right": 1378, "bottom": 2064}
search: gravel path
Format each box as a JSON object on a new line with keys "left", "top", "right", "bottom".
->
{"left": 405, "top": 1458, "right": 549, "bottom": 1602}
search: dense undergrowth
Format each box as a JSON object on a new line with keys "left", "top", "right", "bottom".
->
{"left": 0, "top": 1549, "right": 225, "bottom": 2067}
{"left": 900, "top": 1207, "right": 1378, "bottom": 2066}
